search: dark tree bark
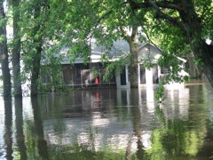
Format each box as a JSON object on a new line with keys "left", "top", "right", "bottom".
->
{"left": 4, "top": 97, "right": 13, "bottom": 160}
{"left": 30, "top": 2, "right": 43, "bottom": 96}
{"left": 12, "top": 0, "right": 22, "bottom": 97}
{"left": 0, "top": 0, "right": 11, "bottom": 97}
{"left": 15, "top": 98, "right": 27, "bottom": 160}
{"left": 30, "top": 44, "right": 42, "bottom": 96}
{"left": 176, "top": 0, "right": 213, "bottom": 85}
{"left": 31, "top": 96, "right": 49, "bottom": 159}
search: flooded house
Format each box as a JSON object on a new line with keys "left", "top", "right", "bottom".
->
{"left": 41, "top": 39, "right": 187, "bottom": 89}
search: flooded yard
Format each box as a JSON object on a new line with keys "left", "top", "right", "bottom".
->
{"left": 0, "top": 81, "right": 213, "bottom": 160}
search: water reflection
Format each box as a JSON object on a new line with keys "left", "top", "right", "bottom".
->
{"left": 0, "top": 82, "right": 213, "bottom": 159}
{"left": 4, "top": 97, "right": 13, "bottom": 160}
{"left": 15, "top": 98, "right": 27, "bottom": 160}
{"left": 132, "top": 106, "right": 144, "bottom": 160}
{"left": 31, "top": 96, "right": 49, "bottom": 160}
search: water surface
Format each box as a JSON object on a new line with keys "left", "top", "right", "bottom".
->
{"left": 0, "top": 82, "right": 213, "bottom": 160}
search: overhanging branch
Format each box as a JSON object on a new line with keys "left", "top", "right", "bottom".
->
{"left": 127, "top": 0, "right": 187, "bottom": 32}
{"left": 127, "top": 0, "right": 183, "bottom": 11}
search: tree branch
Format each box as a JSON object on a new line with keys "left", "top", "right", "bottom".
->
{"left": 131, "top": 25, "right": 138, "bottom": 42}
{"left": 119, "top": 26, "right": 131, "bottom": 43}
{"left": 127, "top": 0, "right": 183, "bottom": 11}
{"left": 127, "top": 0, "right": 187, "bottom": 32}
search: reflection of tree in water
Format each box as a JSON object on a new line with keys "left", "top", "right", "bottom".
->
{"left": 191, "top": 84, "right": 213, "bottom": 159}
{"left": 15, "top": 98, "right": 27, "bottom": 160}
{"left": 126, "top": 89, "right": 145, "bottom": 160}
{"left": 4, "top": 97, "right": 13, "bottom": 160}
{"left": 132, "top": 106, "right": 144, "bottom": 160}
{"left": 146, "top": 86, "right": 208, "bottom": 160}
{"left": 31, "top": 96, "right": 49, "bottom": 160}
{"left": 124, "top": 85, "right": 209, "bottom": 159}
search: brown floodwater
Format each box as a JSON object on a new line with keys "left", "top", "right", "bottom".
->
{"left": 0, "top": 81, "right": 213, "bottom": 160}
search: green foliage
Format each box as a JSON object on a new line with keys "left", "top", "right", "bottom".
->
{"left": 0, "top": 18, "right": 6, "bottom": 27}
{"left": 155, "top": 83, "right": 165, "bottom": 101}
{"left": 103, "top": 63, "right": 116, "bottom": 82}
{"left": 5, "top": 0, "right": 213, "bottom": 95}
{"left": 0, "top": 35, "right": 5, "bottom": 44}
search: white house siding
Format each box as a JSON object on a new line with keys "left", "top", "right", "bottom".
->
{"left": 116, "top": 43, "right": 161, "bottom": 89}
{"left": 116, "top": 64, "right": 130, "bottom": 89}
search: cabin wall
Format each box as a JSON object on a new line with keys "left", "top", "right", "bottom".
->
{"left": 138, "top": 44, "right": 161, "bottom": 63}
{"left": 138, "top": 64, "right": 160, "bottom": 87}
{"left": 115, "top": 65, "right": 130, "bottom": 89}
{"left": 43, "top": 62, "right": 117, "bottom": 88}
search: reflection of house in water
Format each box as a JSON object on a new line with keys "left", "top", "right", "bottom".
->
{"left": 162, "top": 87, "right": 190, "bottom": 119}
{"left": 41, "top": 84, "right": 190, "bottom": 153}
{"left": 41, "top": 40, "right": 187, "bottom": 89}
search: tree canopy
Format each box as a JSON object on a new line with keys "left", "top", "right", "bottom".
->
{"left": 47, "top": 0, "right": 213, "bottom": 86}
{"left": 1, "top": 0, "right": 213, "bottom": 96}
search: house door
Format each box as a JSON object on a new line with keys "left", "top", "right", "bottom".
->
{"left": 152, "top": 64, "right": 159, "bottom": 84}
{"left": 120, "top": 68, "right": 127, "bottom": 85}
{"left": 140, "top": 65, "right": 146, "bottom": 84}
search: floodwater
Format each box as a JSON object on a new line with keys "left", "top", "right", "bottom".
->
{"left": 0, "top": 81, "right": 213, "bottom": 160}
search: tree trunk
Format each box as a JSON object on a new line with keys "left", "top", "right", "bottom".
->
{"left": 14, "top": 97, "right": 27, "bottom": 160}
{"left": 3, "top": 97, "right": 13, "bottom": 159}
{"left": 30, "top": 45, "right": 42, "bottom": 96}
{"left": 191, "top": 41, "right": 213, "bottom": 84}
{"left": 186, "top": 53, "right": 201, "bottom": 78}
{"left": 12, "top": 0, "right": 22, "bottom": 97}
{"left": 130, "top": 44, "right": 139, "bottom": 88}
{"left": 31, "top": 96, "right": 49, "bottom": 159}
{"left": 129, "top": 26, "right": 139, "bottom": 88}
{"left": 30, "top": 2, "right": 43, "bottom": 96}
{"left": 177, "top": 1, "right": 213, "bottom": 86}
{"left": 0, "top": 1, "right": 11, "bottom": 97}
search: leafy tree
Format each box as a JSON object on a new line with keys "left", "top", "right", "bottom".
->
{"left": 19, "top": 0, "right": 51, "bottom": 96}
{"left": 20, "top": 0, "right": 71, "bottom": 95}
{"left": 7, "top": 0, "right": 213, "bottom": 94}
{"left": 126, "top": 0, "right": 213, "bottom": 85}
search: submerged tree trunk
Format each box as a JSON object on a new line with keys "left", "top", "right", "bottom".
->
{"left": 0, "top": 0, "right": 11, "bottom": 97}
{"left": 31, "top": 96, "right": 49, "bottom": 159}
{"left": 14, "top": 97, "right": 27, "bottom": 160}
{"left": 3, "top": 97, "right": 13, "bottom": 159}
{"left": 12, "top": 0, "right": 22, "bottom": 97}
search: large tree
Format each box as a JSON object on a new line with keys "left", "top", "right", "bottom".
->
{"left": 20, "top": 0, "right": 71, "bottom": 95}
{"left": 0, "top": 0, "right": 11, "bottom": 97}
{"left": 20, "top": 0, "right": 51, "bottom": 96}
{"left": 12, "top": 0, "right": 22, "bottom": 97}
{"left": 126, "top": 0, "right": 213, "bottom": 85}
